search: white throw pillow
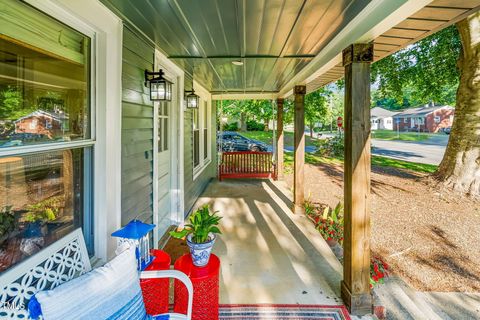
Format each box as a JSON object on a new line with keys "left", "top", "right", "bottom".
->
{"left": 35, "top": 246, "right": 147, "bottom": 320}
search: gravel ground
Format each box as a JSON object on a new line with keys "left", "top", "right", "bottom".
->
{"left": 285, "top": 162, "right": 480, "bottom": 293}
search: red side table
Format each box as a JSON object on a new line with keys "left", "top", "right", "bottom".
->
{"left": 140, "top": 249, "right": 171, "bottom": 315}
{"left": 173, "top": 254, "right": 220, "bottom": 320}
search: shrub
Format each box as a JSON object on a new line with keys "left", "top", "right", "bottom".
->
{"left": 318, "top": 135, "right": 344, "bottom": 158}
{"left": 223, "top": 122, "right": 238, "bottom": 131}
{"left": 246, "top": 120, "right": 264, "bottom": 131}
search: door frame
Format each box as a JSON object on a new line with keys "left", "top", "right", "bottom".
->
{"left": 153, "top": 50, "right": 185, "bottom": 245}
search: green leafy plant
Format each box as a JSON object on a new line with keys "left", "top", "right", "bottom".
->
{"left": 24, "top": 196, "right": 62, "bottom": 223}
{"left": 303, "top": 199, "right": 316, "bottom": 217}
{"left": 169, "top": 205, "right": 222, "bottom": 244}
{"left": 318, "top": 136, "right": 344, "bottom": 158}
{"left": 0, "top": 206, "right": 16, "bottom": 237}
{"left": 223, "top": 122, "right": 239, "bottom": 131}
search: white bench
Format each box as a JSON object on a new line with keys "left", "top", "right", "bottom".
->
{"left": 0, "top": 228, "right": 192, "bottom": 319}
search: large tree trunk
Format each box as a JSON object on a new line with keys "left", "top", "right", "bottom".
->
{"left": 435, "top": 12, "right": 480, "bottom": 196}
{"left": 240, "top": 112, "right": 247, "bottom": 132}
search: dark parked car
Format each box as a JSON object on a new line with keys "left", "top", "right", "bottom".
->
{"left": 217, "top": 132, "right": 268, "bottom": 152}
{"left": 443, "top": 127, "right": 451, "bottom": 135}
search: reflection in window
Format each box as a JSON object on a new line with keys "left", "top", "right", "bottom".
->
{"left": 0, "top": 0, "right": 92, "bottom": 273}
{"left": 0, "top": 148, "right": 90, "bottom": 273}
{"left": 0, "top": 4, "right": 90, "bottom": 148}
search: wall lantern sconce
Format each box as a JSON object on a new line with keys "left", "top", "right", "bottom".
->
{"left": 185, "top": 89, "right": 199, "bottom": 109}
{"left": 144, "top": 69, "right": 172, "bottom": 101}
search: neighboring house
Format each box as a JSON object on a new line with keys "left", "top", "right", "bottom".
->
{"left": 393, "top": 105, "right": 454, "bottom": 133}
{"left": 370, "top": 107, "right": 397, "bottom": 130}
{"left": 14, "top": 110, "right": 68, "bottom": 138}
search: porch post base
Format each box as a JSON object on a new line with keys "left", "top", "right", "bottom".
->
{"left": 293, "top": 203, "right": 304, "bottom": 215}
{"left": 341, "top": 280, "right": 373, "bottom": 316}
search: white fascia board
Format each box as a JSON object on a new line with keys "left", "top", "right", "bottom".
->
{"left": 193, "top": 80, "right": 211, "bottom": 100}
{"left": 278, "top": 0, "right": 433, "bottom": 97}
{"left": 212, "top": 93, "right": 278, "bottom": 100}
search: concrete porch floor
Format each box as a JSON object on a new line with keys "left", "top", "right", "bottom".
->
{"left": 192, "top": 178, "right": 345, "bottom": 305}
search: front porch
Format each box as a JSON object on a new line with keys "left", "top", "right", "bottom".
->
{"left": 193, "top": 179, "right": 343, "bottom": 305}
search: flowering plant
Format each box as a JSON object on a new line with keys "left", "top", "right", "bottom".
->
{"left": 370, "top": 256, "right": 389, "bottom": 288}
{"left": 314, "top": 202, "right": 344, "bottom": 245}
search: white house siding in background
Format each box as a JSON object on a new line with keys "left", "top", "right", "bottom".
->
{"left": 370, "top": 107, "right": 398, "bottom": 130}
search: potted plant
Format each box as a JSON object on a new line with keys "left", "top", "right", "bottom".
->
{"left": 0, "top": 205, "right": 16, "bottom": 244}
{"left": 169, "top": 205, "right": 222, "bottom": 267}
{"left": 24, "top": 197, "right": 60, "bottom": 237}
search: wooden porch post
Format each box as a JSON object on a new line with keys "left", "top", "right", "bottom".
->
{"left": 276, "top": 98, "right": 284, "bottom": 180}
{"left": 341, "top": 43, "right": 374, "bottom": 315}
{"left": 293, "top": 85, "right": 306, "bottom": 214}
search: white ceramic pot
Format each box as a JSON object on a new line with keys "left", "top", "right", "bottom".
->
{"left": 186, "top": 233, "right": 216, "bottom": 267}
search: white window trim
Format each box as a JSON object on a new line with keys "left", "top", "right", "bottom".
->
{"left": 192, "top": 81, "right": 212, "bottom": 181}
{"left": 25, "top": 0, "right": 123, "bottom": 262}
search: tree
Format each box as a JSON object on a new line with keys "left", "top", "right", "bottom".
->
{"left": 221, "top": 99, "right": 250, "bottom": 131}
{"left": 436, "top": 12, "right": 480, "bottom": 195}
{"left": 249, "top": 100, "right": 273, "bottom": 131}
{"left": 0, "top": 87, "right": 23, "bottom": 119}
{"left": 372, "top": 13, "right": 480, "bottom": 196}
{"left": 371, "top": 25, "right": 460, "bottom": 106}
{"left": 304, "top": 88, "right": 332, "bottom": 137}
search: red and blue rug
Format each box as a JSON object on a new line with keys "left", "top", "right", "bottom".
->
{"left": 219, "top": 304, "right": 351, "bottom": 320}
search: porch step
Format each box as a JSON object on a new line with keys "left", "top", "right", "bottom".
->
{"left": 373, "top": 277, "right": 446, "bottom": 320}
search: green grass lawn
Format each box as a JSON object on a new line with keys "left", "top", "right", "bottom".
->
{"left": 371, "top": 129, "right": 432, "bottom": 142}
{"left": 240, "top": 130, "right": 437, "bottom": 174}
{"left": 284, "top": 152, "right": 437, "bottom": 174}
{"left": 241, "top": 130, "right": 318, "bottom": 146}
{"left": 371, "top": 156, "right": 437, "bottom": 173}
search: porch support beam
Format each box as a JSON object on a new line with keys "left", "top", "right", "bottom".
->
{"left": 293, "top": 85, "right": 306, "bottom": 214}
{"left": 341, "top": 43, "right": 374, "bottom": 315}
{"left": 276, "top": 98, "right": 284, "bottom": 180}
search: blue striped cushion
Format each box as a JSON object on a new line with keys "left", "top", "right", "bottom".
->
{"left": 34, "top": 246, "right": 149, "bottom": 320}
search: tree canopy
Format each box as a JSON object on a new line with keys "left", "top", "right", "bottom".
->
{"left": 371, "top": 25, "right": 461, "bottom": 108}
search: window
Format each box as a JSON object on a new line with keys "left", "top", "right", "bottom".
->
{"left": 434, "top": 116, "right": 441, "bottom": 124}
{"left": 158, "top": 101, "right": 169, "bottom": 152}
{"left": 203, "top": 101, "right": 208, "bottom": 160}
{"left": 418, "top": 117, "right": 425, "bottom": 125}
{"left": 192, "top": 97, "right": 210, "bottom": 174}
{"left": 387, "top": 119, "right": 392, "bottom": 124}
{"left": 193, "top": 108, "right": 200, "bottom": 167}
{"left": 404, "top": 118, "right": 408, "bottom": 123}
{"left": 0, "top": 1, "right": 93, "bottom": 273}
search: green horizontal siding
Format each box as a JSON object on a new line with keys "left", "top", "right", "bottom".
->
{"left": 183, "top": 102, "right": 217, "bottom": 215}
{"left": 121, "top": 27, "right": 154, "bottom": 225}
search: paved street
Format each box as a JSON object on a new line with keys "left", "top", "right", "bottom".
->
{"left": 372, "top": 136, "right": 448, "bottom": 165}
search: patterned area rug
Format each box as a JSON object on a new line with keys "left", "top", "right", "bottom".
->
{"left": 219, "top": 304, "right": 351, "bottom": 320}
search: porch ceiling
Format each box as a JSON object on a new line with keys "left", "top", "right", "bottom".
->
{"left": 100, "top": 0, "right": 372, "bottom": 93}
{"left": 101, "top": 0, "right": 480, "bottom": 97}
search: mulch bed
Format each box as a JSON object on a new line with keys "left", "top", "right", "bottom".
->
{"left": 285, "top": 162, "right": 480, "bottom": 293}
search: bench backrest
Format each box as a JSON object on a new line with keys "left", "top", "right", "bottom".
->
{"left": 0, "top": 228, "right": 91, "bottom": 318}
{"left": 219, "top": 151, "right": 276, "bottom": 180}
